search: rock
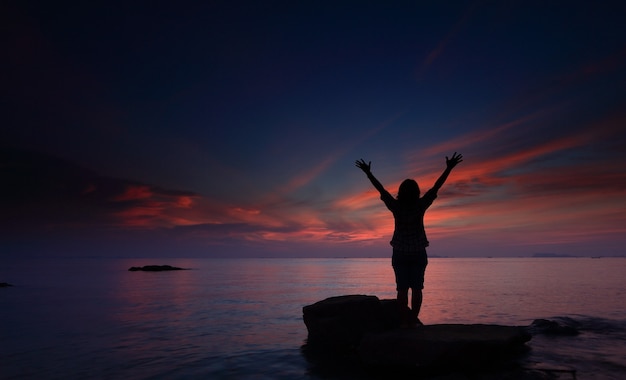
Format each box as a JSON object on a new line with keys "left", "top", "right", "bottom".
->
{"left": 302, "top": 295, "right": 412, "bottom": 349}
{"left": 302, "top": 295, "right": 384, "bottom": 350}
{"left": 359, "top": 324, "right": 531, "bottom": 370}
{"left": 303, "top": 295, "right": 532, "bottom": 373}
{"left": 128, "top": 265, "right": 186, "bottom": 271}
{"left": 528, "top": 318, "right": 579, "bottom": 336}
{"left": 0, "top": 282, "right": 13, "bottom": 287}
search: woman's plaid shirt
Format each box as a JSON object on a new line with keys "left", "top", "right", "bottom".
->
{"left": 380, "top": 188, "right": 437, "bottom": 252}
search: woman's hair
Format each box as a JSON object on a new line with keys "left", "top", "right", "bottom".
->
{"left": 397, "top": 179, "right": 420, "bottom": 204}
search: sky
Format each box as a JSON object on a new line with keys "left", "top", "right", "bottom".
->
{"left": 2, "top": 1, "right": 626, "bottom": 258}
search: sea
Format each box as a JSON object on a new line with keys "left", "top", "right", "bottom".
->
{"left": 1, "top": 257, "right": 625, "bottom": 379}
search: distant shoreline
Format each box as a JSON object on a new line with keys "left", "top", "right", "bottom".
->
{"left": 2, "top": 254, "right": 625, "bottom": 260}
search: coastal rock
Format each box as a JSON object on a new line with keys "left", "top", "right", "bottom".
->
{"left": 302, "top": 295, "right": 410, "bottom": 349}
{"left": 128, "top": 265, "right": 186, "bottom": 271}
{"left": 302, "top": 295, "right": 384, "bottom": 349}
{"left": 359, "top": 324, "right": 531, "bottom": 370}
{"left": 303, "top": 295, "right": 531, "bottom": 372}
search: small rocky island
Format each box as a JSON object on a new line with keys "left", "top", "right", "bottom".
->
{"left": 303, "top": 295, "right": 537, "bottom": 377}
{"left": 128, "top": 265, "right": 186, "bottom": 271}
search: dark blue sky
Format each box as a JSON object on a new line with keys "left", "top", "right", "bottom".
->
{"left": 3, "top": 1, "right": 626, "bottom": 257}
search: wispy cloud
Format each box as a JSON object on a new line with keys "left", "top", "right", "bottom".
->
{"left": 415, "top": 1, "right": 479, "bottom": 80}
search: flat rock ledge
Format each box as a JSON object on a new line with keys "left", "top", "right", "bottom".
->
{"left": 303, "top": 295, "right": 532, "bottom": 374}
{"left": 128, "top": 265, "right": 186, "bottom": 271}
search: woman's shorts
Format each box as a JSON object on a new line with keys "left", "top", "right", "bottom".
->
{"left": 392, "top": 248, "right": 428, "bottom": 291}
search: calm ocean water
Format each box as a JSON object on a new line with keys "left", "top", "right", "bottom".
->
{"left": 1, "top": 257, "right": 625, "bottom": 379}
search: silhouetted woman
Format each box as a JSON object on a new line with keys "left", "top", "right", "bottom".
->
{"left": 356, "top": 152, "right": 463, "bottom": 326}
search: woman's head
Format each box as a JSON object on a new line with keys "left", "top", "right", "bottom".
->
{"left": 397, "top": 179, "right": 420, "bottom": 203}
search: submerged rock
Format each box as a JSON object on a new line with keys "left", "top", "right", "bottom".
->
{"left": 528, "top": 318, "right": 580, "bottom": 336}
{"left": 128, "top": 265, "right": 186, "bottom": 271}
{"left": 303, "top": 295, "right": 531, "bottom": 373}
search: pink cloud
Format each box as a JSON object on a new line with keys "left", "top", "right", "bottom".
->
{"left": 112, "top": 185, "right": 153, "bottom": 201}
{"left": 111, "top": 186, "right": 207, "bottom": 228}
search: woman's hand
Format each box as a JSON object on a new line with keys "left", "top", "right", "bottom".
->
{"left": 355, "top": 159, "right": 372, "bottom": 174}
{"left": 446, "top": 152, "right": 463, "bottom": 169}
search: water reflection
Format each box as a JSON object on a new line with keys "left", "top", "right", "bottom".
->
{"left": 4, "top": 257, "right": 624, "bottom": 379}
{"left": 425, "top": 258, "right": 626, "bottom": 324}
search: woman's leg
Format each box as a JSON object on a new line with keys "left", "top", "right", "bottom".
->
{"left": 411, "top": 288, "right": 423, "bottom": 316}
{"left": 397, "top": 288, "right": 409, "bottom": 308}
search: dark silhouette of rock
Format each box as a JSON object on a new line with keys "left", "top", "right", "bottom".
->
{"left": 528, "top": 318, "right": 580, "bottom": 336}
{"left": 128, "top": 265, "right": 186, "bottom": 271}
{"left": 303, "top": 295, "right": 531, "bottom": 373}
{"left": 0, "top": 282, "right": 13, "bottom": 287}
{"left": 303, "top": 295, "right": 388, "bottom": 351}
{"left": 359, "top": 324, "right": 531, "bottom": 370}
{"left": 302, "top": 295, "right": 413, "bottom": 349}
